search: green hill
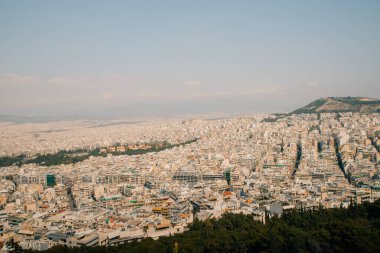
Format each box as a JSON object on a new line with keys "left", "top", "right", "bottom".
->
{"left": 292, "top": 96, "right": 380, "bottom": 114}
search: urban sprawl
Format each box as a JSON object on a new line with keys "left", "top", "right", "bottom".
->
{"left": 0, "top": 113, "right": 379, "bottom": 251}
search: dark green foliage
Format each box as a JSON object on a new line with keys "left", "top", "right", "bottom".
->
{"left": 262, "top": 114, "right": 289, "bottom": 123}
{"left": 0, "top": 138, "right": 199, "bottom": 167}
{"left": 292, "top": 141, "right": 302, "bottom": 177}
{"left": 25, "top": 152, "right": 90, "bottom": 166}
{"left": 262, "top": 117, "right": 278, "bottom": 122}
{"left": 0, "top": 154, "right": 26, "bottom": 167}
{"left": 109, "top": 138, "right": 199, "bottom": 156}
{"left": 6, "top": 238, "right": 23, "bottom": 253}
{"left": 333, "top": 135, "right": 350, "bottom": 182}
{"left": 22, "top": 200, "right": 380, "bottom": 253}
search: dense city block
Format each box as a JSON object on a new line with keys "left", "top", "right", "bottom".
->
{"left": 0, "top": 113, "right": 379, "bottom": 251}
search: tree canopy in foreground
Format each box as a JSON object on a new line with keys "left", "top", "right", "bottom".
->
{"left": 22, "top": 200, "right": 380, "bottom": 253}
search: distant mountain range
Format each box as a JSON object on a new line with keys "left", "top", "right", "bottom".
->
{"left": 292, "top": 97, "right": 380, "bottom": 114}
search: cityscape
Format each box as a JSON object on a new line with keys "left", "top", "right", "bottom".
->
{"left": 0, "top": 109, "right": 379, "bottom": 251}
{"left": 1, "top": 1, "right": 380, "bottom": 252}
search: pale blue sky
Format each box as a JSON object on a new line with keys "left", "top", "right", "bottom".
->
{"left": 0, "top": 0, "right": 379, "bottom": 117}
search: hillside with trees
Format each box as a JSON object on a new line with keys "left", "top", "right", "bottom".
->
{"left": 292, "top": 97, "right": 380, "bottom": 114}
{"left": 20, "top": 200, "right": 380, "bottom": 253}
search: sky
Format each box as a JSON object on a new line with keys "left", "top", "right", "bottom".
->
{"left": 0, "top": 0, "right": 379, "bottom": 118}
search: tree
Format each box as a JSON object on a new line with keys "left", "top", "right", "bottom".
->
{"left": 6, "top": 238, "right": 23, "bottom": 253}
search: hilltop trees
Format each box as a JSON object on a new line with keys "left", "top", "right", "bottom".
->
{"left": 24, "top": 200, "right": 380, "bottom": 253}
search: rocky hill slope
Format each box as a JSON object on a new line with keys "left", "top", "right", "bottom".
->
{"left": 292, "top": 97, "right": 380, "bottom": 114}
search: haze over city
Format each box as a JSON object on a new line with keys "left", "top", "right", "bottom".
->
{"left": 1, "top": 1, "right": 380, "bottom": 252}
{"left": 1, "top": 0, "right": 379, "bottom": 119}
